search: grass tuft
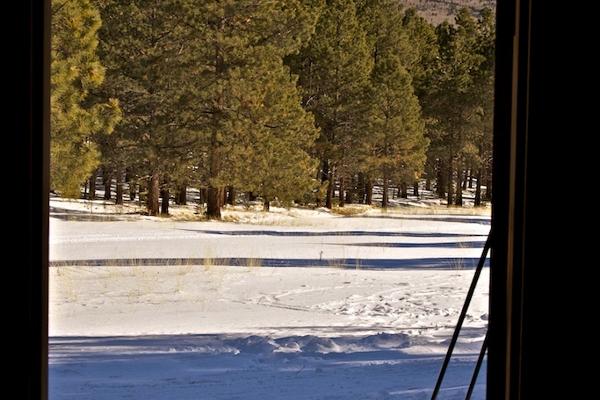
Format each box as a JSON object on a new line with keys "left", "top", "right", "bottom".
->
{"left": 330, "top": 206, "right": 369, "bottom": 216}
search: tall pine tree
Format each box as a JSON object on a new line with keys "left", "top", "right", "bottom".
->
{"left": 290, "top": 0, "right": 372, "bottom": 208}
{"left": 358, "top": 1, "right": 428, "bottom": 208}
{"left": 181, "top": 0, "right": 323, "bottom": 218}
{"left": 401, "top": 8, "right": 440, "bottom": 195}
{"left": 51, "top": 0, "right": 121, "bottom": 197}
{"left": 429, "top": 8, "right": 484, "bottom": 206}
{"left": 224, "top": 55, "right": 320, "bottom": 211}
{"left": 472, "top": 8, "right": 495, "bottom": 206}
{"left": 95, "top": 0, "right": 197, "bottom": 216}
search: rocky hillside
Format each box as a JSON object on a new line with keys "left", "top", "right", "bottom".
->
{"left": 401, "top": 0, "right": 496, "bottom": 25}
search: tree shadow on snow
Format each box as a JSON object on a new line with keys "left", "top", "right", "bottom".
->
{"left": 346, "top": 215, "right": 491, "bottom": 225}
{"left": 179, "top": 229, "right": 488, "bottom": 238}
{"left": 330, "top": 241, "right": 486, "bottom": 249}
{"left": 49, "top": 257, "right": 489, "bottom": 270}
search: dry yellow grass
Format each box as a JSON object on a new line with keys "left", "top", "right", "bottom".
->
{"left": 330, "top": 206, "right": 369, "bottom": 216}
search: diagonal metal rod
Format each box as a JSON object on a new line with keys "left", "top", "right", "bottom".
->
{"left": 465, "top": 331, "right": 489, "bottom": 400}
{"left": 430, "top": 231, "right": 491, "bottom": 400}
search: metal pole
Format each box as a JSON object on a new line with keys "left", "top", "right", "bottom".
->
{"left": 431, "top": 231, "right": 491, "bottom": 400}
{"left": 465, "top": 331, "right": 489, "bottom": 400}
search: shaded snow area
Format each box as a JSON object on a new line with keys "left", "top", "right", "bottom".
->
{"left": 49, "top": 198, "right": 490, "bottom": 399}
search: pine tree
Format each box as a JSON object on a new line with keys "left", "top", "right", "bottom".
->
{"left": 231, "top": 58, "right": 320, "bottom": 211}
{"left": 428, "top": 8, "right": 484, "bottom": 206}
{"left": 290, "top": 0, "right": 372, "bottom": 208}
{"left": 358, "top": 1, "right": 428, "bottom": 208}
{"left": 401, "top": 8, "right": 440, "bottom": 195}
{"left": 95, "top": 0, "right": 197, "bottom": 216}
{"left": 181, "top": 1, "right": 323, "bottom": 218}
{"left": 51, "top": 0, "right": 121, "bottom": 198}
{"left": 472, "top": 8, "right": 495, "bottom": 206}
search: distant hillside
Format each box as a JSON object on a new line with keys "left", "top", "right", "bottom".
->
{"left": 400, "top": 0, "right": 496, "bottom": 25}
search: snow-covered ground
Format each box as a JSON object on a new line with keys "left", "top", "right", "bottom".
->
{"left": 49, "top": 197, "right": 490, "bottom": 399}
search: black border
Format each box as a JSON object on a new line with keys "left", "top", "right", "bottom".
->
{"left": 489, "top": 0, "right": 544, "bottom": 398}
{"left": 15, "top": 0, "right": 50, "bottom": 399}
{"left": 488, "top": 0, "right": 521, "bottom": 397}
{"left": 18, "top": 0, "right": 546, "bottom": 398}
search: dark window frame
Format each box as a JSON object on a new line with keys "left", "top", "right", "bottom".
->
{"left": 20, "top": 0, "right": 539, "bottom": 398}
{"left": 489, "top": 0, "right": 534, "bottom": 398}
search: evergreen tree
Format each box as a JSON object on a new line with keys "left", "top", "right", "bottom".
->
{"left": 290, "top": 0, "right": 372, "bottom": 208}
{"left": 51, "top": 0, "right": 121, "bottom": 197}
{"left": 224, "top": 57, "right": 320, "bottom": 211}
{"left": 428, "top": 8, "right": 484, "bottom": 206}
{"left": 95, "top": 0, "right": 196, "bottom": 216}
{"left": 400, "top": 8, "right": 439, "bottom": 100}
{"left": 472, "top": 8, "right": 495, "bottom": 206}
{"left": 181, "top": 0, "right": 323, "bottom": 218}
{"left": 358, "top": 1, "right": 428, "bottom": 208}
{"left": 401, "top": 8, "right": 440, "bottom": 194}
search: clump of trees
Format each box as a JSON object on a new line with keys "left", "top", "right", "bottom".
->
{"left": 50, "top": 0, "right": 495, "bottom": 219}
{"left": 50, "top": 0, "right": 121, "bottom": 197}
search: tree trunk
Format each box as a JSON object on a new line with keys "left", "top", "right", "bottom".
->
{"left": 176, "top": 185, "right": 187, "bottom": 205}
{"left": 468, "top": 170, "right": 474, "bottom": 189}
{"left": 227, "top": 186, "right": 235, "bottom": 205}
{"left": 321, "top": 160, "right": 329, "bottom": 183}
{"left": 199, "top": 188, "right": 207, "bottom": 204}
{"left": 206, "top": 22, "right": 225, "bottom": 220}
{"left": 338, "top": 177, "right": 345, "bottom": 207}
{"left": 413, "top": 181, "right": 419, "bottom": 197}
{"left": 88, "top": 170, "right": 97, "bottom": 200}
{"left": 247, "top": 191, "right": 257, "bottom": 201}
{"left": 126, "top": 171, "right": 137, "bottom": 201}
{"left": 206, "top": 187, "right": 221, "bottom": 219}
{"left": 462, "top": 169, "right": 468, "bottom": 190}
{"left": 219, "top": 187, "right": 226, "bottom": 208}
{"left": 125, "top": 168, "right": 132, "bottom": 183}
{"left": 147, "top": 172, "right": 160, "bottom": 216}
{"left": 115, "top": 168, "right": 124, "bottom": 205}
{"left": 446, "top": 158, "right": 454, "bottom": 206}
{"left": 455, "top": 167, "right": 463, "bottom": 206}
{"left": 474, "top": 169, "right": 482, "bottom": 206}
{"left": 138, "top": 179, "right": 146, "bottom": 204}
{"left": 129, "top": 184, "right": 137, "bottom": 201}
{"left": 206, "top": 114, "right": 222, "bottom": 218}
{"left": 325, "top": 169, "right": 334, "bottom": 209}
{"left": 83, "top": 180, "right": 88, "bottom": 199}
{"left": 437, "top": 160, "right": 446, "bottom": 198}
{"left": 103, "top": 168, "right": 112, "bottom": 200}
{"left": 382, "top": 172, "right": 389, "bottom": 208}
{"left": 484, "top": 178, "right": 492, "bottom": 201}
{"left": 401, "top": 182, "right": 408, "bottom": 199}
{"left": 160, "top": 188, "right": 169, "bottom": 215}
{"left": 365, "top": 178, "right": 373, "bottom": 205}
{"left": 263, "top": 199, "right": 270, "bottom": 212}
{"left": 357, "top": 173, "right": 365, "bottom": 204}
{"left": 348, "top": 174, "right": 357, "bottom": 204}
{"left": 425, "top": 177, "right": 431, "bottom": 191}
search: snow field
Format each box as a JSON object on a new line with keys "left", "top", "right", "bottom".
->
{"left": 49, "top": 198, "right": 490, "bottom": 399}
